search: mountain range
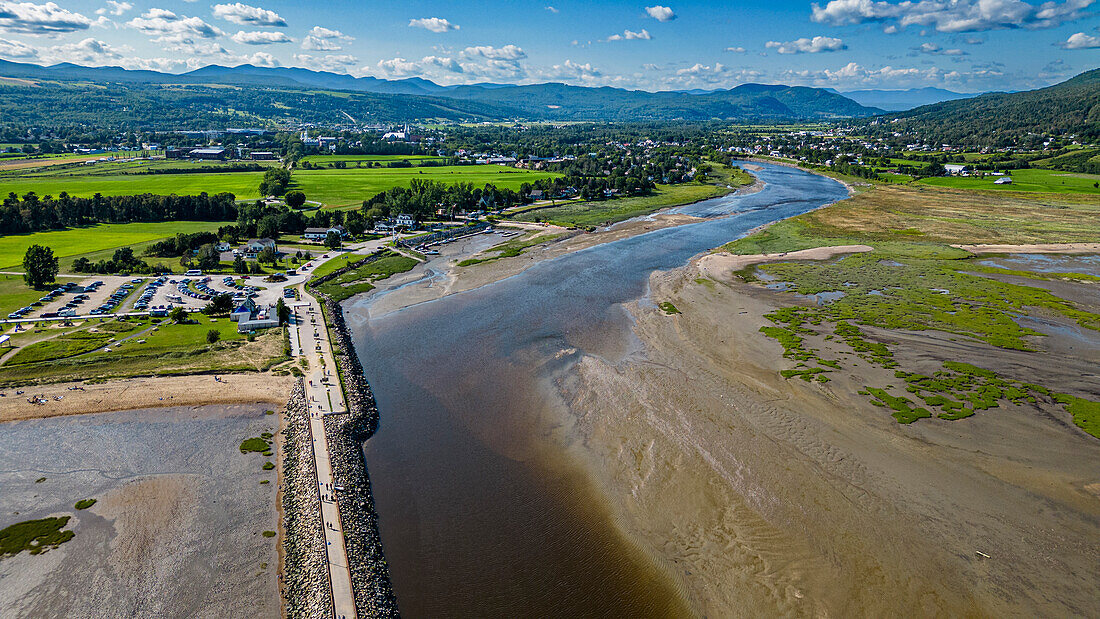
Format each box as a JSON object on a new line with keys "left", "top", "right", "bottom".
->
{"left": 872, "top": 68, "right": 1100, "bottom": 145}
{"left": 0, "top": 59, "right": 881, "bottom": 123}
{"left": 833, "top": 87, "right": 977, "bottom": 111}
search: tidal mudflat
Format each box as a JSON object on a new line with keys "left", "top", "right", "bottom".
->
{"left": 0, "top": 404, "right": 279, "bottom": 618}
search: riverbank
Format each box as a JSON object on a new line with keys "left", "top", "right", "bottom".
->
{"left": 0, "top": 373, "right": 293, "bottom": 423}
{"left": 551, "top": 255, "right": 1100, "bottom": 616}
{"left": 0, "top": 403, "right": 281, "bottom": 617}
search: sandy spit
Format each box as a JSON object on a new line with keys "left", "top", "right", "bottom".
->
{"left": 953, "top": 242, "right": 1100, "bottom": 255}
{"left": 698, "top": 245, "right": 874, "bottom": 280}
{"left": 0, "top": 373, "right": 293, "bottom": 423}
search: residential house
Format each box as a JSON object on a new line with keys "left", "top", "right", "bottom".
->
{"left": 244, "top": 238, "right": 278, "bottom": 258}
{"left": 302, "top": 226, "right": 348, "bottom": 241}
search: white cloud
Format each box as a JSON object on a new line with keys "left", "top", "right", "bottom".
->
{"left": 0, "top": 35, "right": 36, "bottom": 57}
{"left": 46, "top": 36, "right": 124, "bottom": 63}
{"left": 545, "top": 5, "right": 559, "bottom": 12}
{"left": 1062, "top": 31, "right": 1100, "bottom": 47}
{"left": 126, "top": 9, "right": 222, "bottom": 44}
{"left": 724, "top": 46, "right": 746, "bottom": 52}
{"left": 645, "top": 5, "right": 676, "bottom": 21}
{"left": 408, "top": 17, "right": 458, "bottom": 33}
{"left": 293, "top": 52, "right": 358, "bottom": 73}
{"left": 95, "top": 1, "right": 132, "bottom": 17}
{"left": 606, "top": 28, "right": 652, "bottom": 41}
{"left": 211, "top": 3, "right": 287, "bottom": 27}
{"left": 0, "top": 1, "right": 94, "bottom": 35}
{"left": 811, "top": 0, "right": 1094, "bottom": 33}
{"left": 231, "top": 30, "right": 291, "bottom": 45}
{"left": 301, "top": 26, "right": 352, "bottom": 51}
{"left": 915, "top": 41, "right": 967, "bottom": 54}
{"left": 765, "top": 35, "right": 846, "bottom": 53}
{"left": 365, "top": 44, "right": 529, "bottom": 84}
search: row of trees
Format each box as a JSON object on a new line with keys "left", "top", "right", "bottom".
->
{"left": 0, "top": 191, "right": 237, "bottom": 234}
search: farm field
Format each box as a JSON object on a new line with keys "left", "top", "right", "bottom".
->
{"left": 0, "top": 170, "right": 266, "bottom": 200}
{"left": 0, "top": 221, "right": 223, "bottom": 271}
{"left": 289, "top": 165, "right": 561, "bottom": 208}
{"left": 299, "top": 154, "right": 446, "bottom": 164}
{"left": 0, "top": 164, "right": 560, "bottom": 207}
{"left": 918, "top": 168, "right": 1100, "bottom": 193}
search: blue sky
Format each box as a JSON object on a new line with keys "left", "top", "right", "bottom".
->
{"left": 0, "top": 0, "right": 1096, "bottom": 92}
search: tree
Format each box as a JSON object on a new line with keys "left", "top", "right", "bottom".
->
{"left": 196, "top": 243, "right": 221, "bottom": 271}
{"left": 22, "top": 244, "right": 58, "bottom": 288}
{"left": 257, "top": 246, "right": 277, "bottom": 266}
{"left": 249, "top": 260, "right": 263, "bottom": 274}
{"left": 259, "top": 167, "right": 291, "bottom": 196}
{"left": 203, "top": 293, "right": 234, "bottom": 316}
{"left": 324, "top": 230, "right": 342, "bottom": 250}
{"left": 233, "top": 254, "right": 247, "bottom": 274}
{"left": 285, "top": 190, "right": 306, "bottom": 209}
{"left": 168, "top": 307, "right": 188, "bottom": 323}
{"left": 256, "top": 215, "right": 279, "bottom": 240}
{"left": 276, "top": 297, "right": 290, "bottom": 325}
{"left": 206, "top": 328, "right": 221, "bottom": 344}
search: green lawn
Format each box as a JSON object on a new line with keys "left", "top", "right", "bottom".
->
{"left": 0, "top": 171, "right": 266, "bottom": 200}
{"left": 0, "top": 164, "right": 561, "bottom": 208}
{"left": 311, "top": 253, "right": 418, "bottom": 302}
{"left": 299, "top": 154, "right": 445, "bottom": 163}
{"left": 290, "top": 165, "right": 561, "bottom": 208}
{"left": 0, "top": 221, "right": 224, "bottom": 271}
{"left": 0, "top": 314, "right": 283, "bottom": 385}
{"left": 919, "top": 168, "right": 1100, "bottom": 194}
{"left": 513, "top": 183, "right": 727, "bottom": 227}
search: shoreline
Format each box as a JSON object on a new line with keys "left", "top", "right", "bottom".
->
{"left": 0, "top": 373, "right": 293, "bottom": 424}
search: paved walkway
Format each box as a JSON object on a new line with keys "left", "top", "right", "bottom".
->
{"left": 292, "top": 292, "right": 357, "bottom": 619}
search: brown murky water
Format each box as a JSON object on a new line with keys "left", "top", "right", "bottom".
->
{"left": 347, "top": 163, "right": 849, "bottom": 617}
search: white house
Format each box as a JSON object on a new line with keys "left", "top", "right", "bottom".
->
{"left": 215, "top": 241, "right": 231, "bottom": 252}
{"left": 994, "top": 177, "right": 1013, "bottom": 184}
{"left": 302, "top": 226, "right": 347, "bottom": 241}
{"left": 396, "top": 214, "right": 416, "bottom": 228}
{"left": 944, "top": 164, "right": 968, "bottom": 175}
{"left": 244, "top": 238, "right": 278, "bottom": 257}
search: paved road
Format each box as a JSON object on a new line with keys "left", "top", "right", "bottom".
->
{"left": 292, "top": 288, "right": 357, "bottom": 619}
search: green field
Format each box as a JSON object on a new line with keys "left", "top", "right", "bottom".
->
{"left": 310, "top": 252, "right": 418, "bottom": 302}
{"left": 0, "top": 164, "right": 560, "bottom": 207}
{"left": 918, "top": 168, "right": 1100, "bottom": 194}
{"left": 289, "top": 165, "right": 561, "bottom": 208}
{"left": 513, "top": 183, "right": 728, "bottom": 227}
{"left": 299, "top": 154, "right": 445, "bottom": 163}
{"left": 0, "top": 314, "right": 286, "bottom": 386}
{"left": 0, "top": 221, "right": 223, "bottom": 271}
{"left": 0, "top": 171, "right": 266, "bottom": 200}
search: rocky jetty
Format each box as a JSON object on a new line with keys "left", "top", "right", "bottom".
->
{"left": 280, "top": 379, "right": 335, "bottom": 618}
{"left": 309, "top": 255, "right": 400, "bottom": 617}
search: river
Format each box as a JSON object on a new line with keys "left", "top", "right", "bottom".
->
{"left": 345, "top": 162, "right": 849, "bottom": 617}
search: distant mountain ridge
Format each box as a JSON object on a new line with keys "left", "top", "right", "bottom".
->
{"left": 835, "top": 87, "right": 977, "bottom": 111}
{"left": 869, "top": 68, "right": 1100, "bottom": 145}
{"left": 0, "top": 59, "right": 881, "bottom": 122}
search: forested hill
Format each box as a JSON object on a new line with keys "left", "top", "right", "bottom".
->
{"left": 868, "top": 69, "right": 1100, "bottom": 146}
{"left": 440, "top": 82, "right": 878, "bottom": 121}
{"left": 0, "top": 59, "right": 880, "bottom": 129}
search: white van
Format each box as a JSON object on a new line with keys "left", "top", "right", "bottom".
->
{"left": 184, "top": 269, "right": 203, "bottom": 277}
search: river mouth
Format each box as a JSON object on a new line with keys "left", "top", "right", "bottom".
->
{"left": 349, "top": 163, "right": 849, "bottom": 617}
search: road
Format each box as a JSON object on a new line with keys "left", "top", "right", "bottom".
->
{"left": 292, "top": 288, "right": 357, "bottom": 619}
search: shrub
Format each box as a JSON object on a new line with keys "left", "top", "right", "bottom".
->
{"left": 74, "top": 499, "right": 96, "bottom": 510}
{"left": 206, "top": 329, "right": 221, "bottom": 344}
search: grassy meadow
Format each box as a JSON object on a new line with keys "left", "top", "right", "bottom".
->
{"left": 0, "top": 162, "right": 559, "bottom": 207}
{"left": 918, "top": 168, "right": 1100, "bottom": 194}
{"left": 513, "top": 183, "right": 731, "bottom": 228}
{"left": 719, "top": 181, "right": 1100, "bottom": 437}
{"left": 0, "top": 221, "right": 223, "bottom": 271}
